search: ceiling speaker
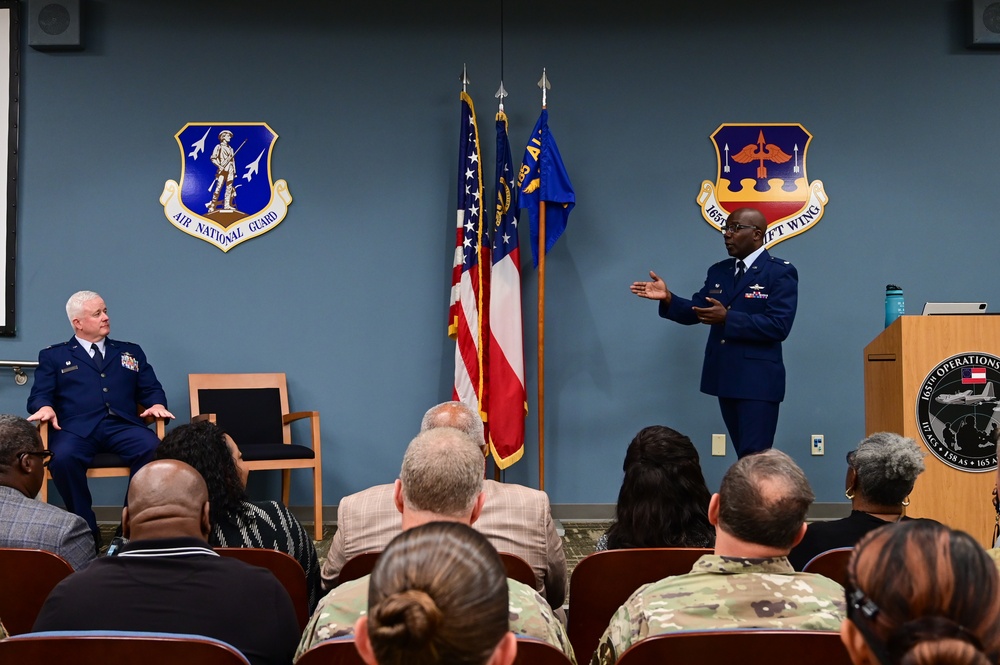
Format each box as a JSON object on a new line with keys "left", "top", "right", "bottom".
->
{"left": 28, "top": 0, "right": 83, "bottom": 51}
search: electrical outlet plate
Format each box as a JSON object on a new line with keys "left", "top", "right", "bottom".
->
{"left": 811, "top": 434, "right": 824, "bottom": 456}
{"left": 712, "top": 434, "right": 726, "bottom": 456}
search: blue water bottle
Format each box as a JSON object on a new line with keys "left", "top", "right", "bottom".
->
{"left": 885, "top": 284, "right": 904, "bottom": 328}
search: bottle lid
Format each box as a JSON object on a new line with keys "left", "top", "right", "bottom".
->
{"left": 886, "top": 284, "right": 902, "bottom": 291}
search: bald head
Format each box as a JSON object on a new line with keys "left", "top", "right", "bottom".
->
{"left": 124, "top": 460, "right": 211, "bottom": 541}
{"left": 420, "top": 401, "right": 487, "bottom": 452}
{"left": 730, "top": 207, "right": 767, "bottom": 234}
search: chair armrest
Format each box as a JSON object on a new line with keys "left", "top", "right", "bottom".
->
{"left": 282, "top": 411, "right": 318, "bottom": 425}
{"left": 142, "top": 415, "right": 169, "bottom": 439}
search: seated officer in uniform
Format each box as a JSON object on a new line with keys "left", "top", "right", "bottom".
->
{"left": 27, "top": 290, "right": 174, "bottom": 548}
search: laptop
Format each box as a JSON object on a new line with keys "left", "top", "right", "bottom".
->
{"left": 921, "top": 302, "right": 988, "bottom": 315}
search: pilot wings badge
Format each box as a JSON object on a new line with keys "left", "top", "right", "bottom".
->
{"left": 160, "top": 122, "right": 292, "bottom": 252}
{"left": 696, "top": 123, "right": 828, "bottom": 249}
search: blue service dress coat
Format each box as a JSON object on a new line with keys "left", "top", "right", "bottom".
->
{"left": 659, "top": 249, "right": 798, "bottom": 403}
{"left": 27, "top": 336, "right": 168, "bottom": 439}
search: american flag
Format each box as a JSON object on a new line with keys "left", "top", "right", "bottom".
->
{"left": 962, "top": 367, "right": 987, "bottom": 384}
{"left": 450, "top": 91, "right": 488, "bottom": 415}
{"left": 488, "top": 111, "right": 526, "bottom": 468}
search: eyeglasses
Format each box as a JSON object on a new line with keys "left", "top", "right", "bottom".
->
{"left": 19, "top": 450, "right": 54, "bottom": 467}
{"left": 720, "top": 223, "right": 756, "bottom": 235}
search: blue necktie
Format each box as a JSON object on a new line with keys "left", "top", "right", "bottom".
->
{"left": 91, "top": 343, "right": 103, "bottom": 365}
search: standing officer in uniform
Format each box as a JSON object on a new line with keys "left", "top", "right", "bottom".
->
{"left": 630, "top": 207, "right": 798, "bottom": 457}
{"left": 27, "top": 291, "right": 174, "bottom": 546}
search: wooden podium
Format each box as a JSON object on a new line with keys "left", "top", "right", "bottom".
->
{"left": 864, "top": 316, "right": 1000, "bottom": 546}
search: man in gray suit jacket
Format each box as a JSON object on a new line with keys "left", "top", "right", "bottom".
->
{"left": 0, "top": 414, "right": 95, "bottom": 569}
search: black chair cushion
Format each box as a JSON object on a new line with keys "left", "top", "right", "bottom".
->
{"left": 91, "top": 453, "right": 127, "bottom": 468}
{"left": 241, "top": 444, "right": 316, "bottom": 461}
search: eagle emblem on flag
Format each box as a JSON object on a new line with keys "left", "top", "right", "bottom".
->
{"left": 696, "top": 123, "right": 828, "bottom": 249}
{"left": 160, "top": 122, "right": 292, "bottom": 252}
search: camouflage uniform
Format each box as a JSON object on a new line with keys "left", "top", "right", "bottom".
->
{"left": 986, "top": 547, "right": 1000, "bottom": 569}
{"left": 295, "top": 574, "right": 576, "bottom": 664}
{"left": 590, "top": 555, "right": 845, "bottom": 665}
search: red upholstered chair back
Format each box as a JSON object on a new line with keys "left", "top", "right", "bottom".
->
{"left": 336, "top": 550, "right": 536, "bottom": 590}
{"left": 567, "top": 547, "right": 712, "bottom": 660}
{"left": 615, "top": 630, "right": 851, "bottom": 665}
{"left": 214, "top": 547, "right": 310, "bottom": 630}
{"left": 801, "top": 547, "right": 853, "bottom": 588}
{"left": 295, "top": 636, "right": 573, "bottom": 665}
{"left": 0, "top": 631, "right": 252, "bottom": 665}
{"left": 0, "top": 548, "right": 74, "bottom": 635}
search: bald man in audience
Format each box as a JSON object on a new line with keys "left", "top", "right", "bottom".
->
{"left": 32, "top": 460, "right": 299, "bottom": 665}
{"left": 322, "top": 401, "right": 566, "bottom": 610}
{"left": 298, "top": 426, "right": 574, "bottom": 663}
{"left": 0, "top": 414, "right": 95, "bottom": 571}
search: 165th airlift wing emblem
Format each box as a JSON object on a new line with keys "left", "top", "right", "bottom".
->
{"left": 160, "top": 122, "right": 292, "bottom": 252}
{"left": 696, "top": 123, "right": 827, "bottom": 248}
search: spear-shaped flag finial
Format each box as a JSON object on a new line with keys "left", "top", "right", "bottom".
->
{"left": 461, "top": 64, "right": 470, "bottom": 93}
{"left": 537, "top": 68, "right": 551, "bottom": 108}
{"left": 495, "top": 81, "right": 508, "bottom": 113}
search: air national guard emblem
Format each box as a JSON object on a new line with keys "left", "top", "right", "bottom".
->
{"left": 160, "top": 123, "right": 292, "bottom": 252}
{"left": 696, "top": 123, "right": 828, "bottom": 249}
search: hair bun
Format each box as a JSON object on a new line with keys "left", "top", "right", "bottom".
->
{"left": 369, "top": 589, "right": 442, "bottom": 648}
{"left": 892, "top": 616, "right": 989, "bottom": 665}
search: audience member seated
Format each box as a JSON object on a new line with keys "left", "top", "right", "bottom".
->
{"left": 321, "top": 401, "right": 566, "bottom": 611}
{"left": 789, "top": 432, "right": 928, "bottom": 570}
{"left": 298, "top": 427, "right": 574, "bottom": 663}
{"left": 156, "top": 420, "right": 321, "bottom": 611}
{"left": 32, "top": 459, "right": 300, "bottom": 665}
{"left": 0, "top": 414, "right": 95, "bottom": 571}
{"left": 595, "top": 425, "right": 713, "bottom": 551}
{"left": 842, "top": 520, "right": 1000, "bottom": 665}
{"left": 351, "top": 521, "right": 517, "bottom": 665}
{"left": 591, "top": 449, "right": 844, "bottom": 665}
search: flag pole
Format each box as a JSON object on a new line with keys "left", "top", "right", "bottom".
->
{"left": 494, "top": 80, "right": 508, "bottom": 484}
{"left": 536, "top": 68, "right": 550, "bottom": 491}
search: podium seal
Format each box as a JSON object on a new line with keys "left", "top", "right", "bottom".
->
{"left": 915, "top": 352, "right": 1000, "bottom": 472}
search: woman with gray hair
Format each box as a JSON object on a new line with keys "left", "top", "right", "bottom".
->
{"left": 788, "top": 432, "right": 930, "bottom": 570}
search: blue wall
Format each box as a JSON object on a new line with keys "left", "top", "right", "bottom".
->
{"left": 0, "top": 0, "right": 993, "bottom": 508}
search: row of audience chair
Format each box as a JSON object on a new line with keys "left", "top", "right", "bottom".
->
{"left": 0, "top": 546, "right": 311, "bottom": 636}
{"left": 0, "top": 629, "right": 851, "bottom": 665}
{"left": 336, "top": 549, "right": 537, "bottom": 589}
{"left": 329, "top": 544, "right": 852, "bottom": 663}
{"left": 36, "top": 372, "right": 325, "bottom": 541}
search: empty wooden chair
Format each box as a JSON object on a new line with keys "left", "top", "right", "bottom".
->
{"left": 0, "top": 548, "right": 74, "bottom": 635}
{"left": 615, "top": 629, "right": 850, "bottom": 665}
{"left": 188, "top": 372, "right": 324, "bottom": 540}
{"left": 567, "top": 547, "right": 711, "bottom": 660}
